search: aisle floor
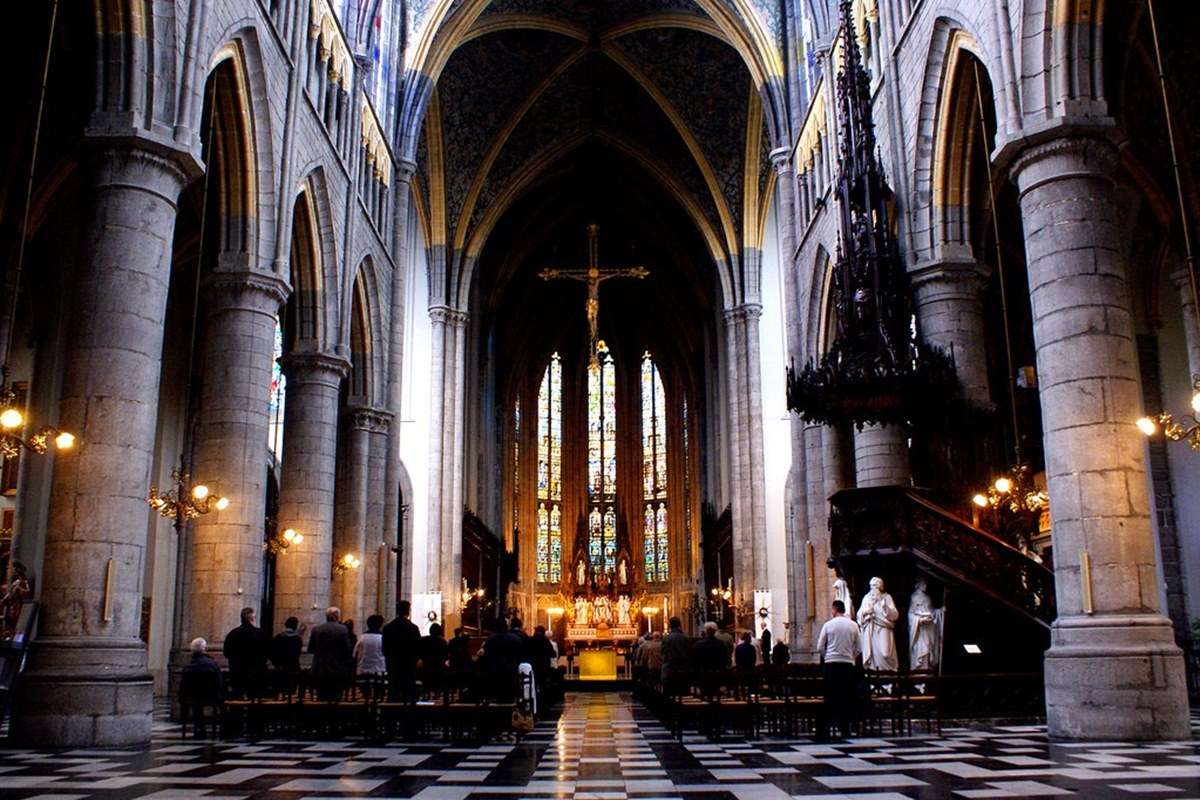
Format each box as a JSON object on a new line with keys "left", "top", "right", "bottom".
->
{"left": 2, "top": 692, "right": 1200, "bottom": 799}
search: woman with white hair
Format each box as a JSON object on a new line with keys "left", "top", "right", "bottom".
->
{"left": 179, "top": 637, "right": 223, "bottom": 736}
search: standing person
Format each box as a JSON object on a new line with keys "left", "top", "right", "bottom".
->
{"left": 448, "top": 626, "right": 473, "bottom": 671}
{"left": 270, "top": 616, "right": 304, "bottom": 673}
{"left": 309, "top": 607, "right": 353, "bottom": 700}
{"left": 734, "top": 631, "right": 758, "bottom": 670}
{"left": 417, "top": 622, "right": 449, "bottom": 692}
{"left": 382, "top": 600, "right": 421, "bottom": 702}
{"left": 714, "top": 622, "right": 735, "bottom": 663}
{"left": 481, "top": 617, "right": 522, "bottom": 701}
{"left": 772, "top": 639, "right": 791, "bottom": 666}
{"left": 760, "top": 627, "right": 773, "bottom": 666}
{"left": 635, "top": 632, "right": 664, "bottom": 673}
{"left": 224, "top": 607, "right": 269, "bottom": 699}
{"left": 355, "top": 614, "right": 387, "bottom": 675}
{"left": 344, "top": 619, "right": 359, "bottom": 651}
{"left": 660, "top": 617, "right": 690, "bottom": 692}
{"left": 693, "top": 622, "right": 728, "bottom": 672}
{"left": 816, "top": 600, "right": 861, "bottom": 740}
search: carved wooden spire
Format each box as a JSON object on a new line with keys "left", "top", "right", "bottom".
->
{"left": 788, "top": 0, "right": 955, "bottom": 427}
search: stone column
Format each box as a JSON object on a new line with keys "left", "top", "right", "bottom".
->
{"left": 428, "top": 306, "right": 468, "bottom": 623}
{"left": 272, "top": 352, "right": 349, "bottom": 631}
{"left": 1012, "top": 135, "right": 1188, "bottom": 740}
{"left": 334, "top": 407, "right": 372, "bottom": 622}
{"left": 739, "top": 304, "right": 770, "bottom": 590}
{"left": 365, "top": 412, "right": 392, "bottom": 617}
{"left": 799, "top": 422, "right": 828, "bottom": 660}
{"left": 13, "top": 144, "right": 191, "bottom": 746}
{"left": 853, "top": 424, "right": 910, "bottom": 487}
{"left": 911, "top": 259, "right": 992, "bottom": 407}
{"left": 385, "top": 160, "right": 417, "bottom": 601}
{"left": 187, "top": 270, "right": 289, "bottom": 650}
{"left": 1169, "top": 267, "right": 1200, "bottom": 379}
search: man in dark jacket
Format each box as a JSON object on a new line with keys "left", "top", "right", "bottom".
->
{"left": 481, "top": 618, "right": 522, "bottom": 701}
{"left": 661, "top": 616, "right": 690, "bottom": 692}
{"left": 224, "top": 607, "right": 269, "bottom": 698}
{"left": 448, "top": 626, "right": 473, "bottom": 671}
{"left": 734, "top": 631, "right": 758, "bottom": 669}
{"left": 270, "top": 616, "right": 304, "bottom": 672}
{"left": 692, "top": 622, "right": 728, "bottom": 672}
{"left": 417, "top": 623, "right": 449, "bottom": 692}
{"left": 308, "top": 607, "right": 353, "bottom": 700}
{"left": 382, "top": 600, "right": 421, "bottom": 701}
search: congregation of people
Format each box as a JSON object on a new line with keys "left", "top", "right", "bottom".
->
{"left": 181, "top": 600, "right": 563, "bottom": 716}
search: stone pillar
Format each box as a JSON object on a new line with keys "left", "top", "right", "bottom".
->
{"left": 1012, "top": 135, "right": 1188, "bottom": 740}
{"left": 385, "top": 161, "right": 417, "bottom": 600}
{"left": 799, "top": 422, "right": 828, "bottom": 660}
{"left": 853, "top": 424, "right": 910, "bottom": 487}
{"left": 365, "top": 412, "right": 392, "bottom": 617}
{"left": 912, "top": 259, "right": 992, "bottom": 407}
{"left": 13, "top": 144, "right": 191, "bottom": 746}
{"left": 1169, "top": 267, "right": 1200, "bottom": 379}
{"left": 739, "top": 304, "right": 770, "bottom": 590}
{"left": 428, "top": 306, "right": 468, "bottom": 623}
{"left": 272, "top": 352, "right": 348, "bottom": 631}
{"left": 187, "top": 270, "right": 289, "bottom": 650}
{"left": 722, "top": 310, "right": 747, "bottom": 592}
{"left": 334, "top": 407, "right": 372, "bottom": 622}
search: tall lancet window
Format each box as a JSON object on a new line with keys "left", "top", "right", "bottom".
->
{"left": 588, "top": 341, "right": 617, "bottom": 574}
{"left": 642, "top": 354, "right": 669, "bottom": 582}
{"left": 512, "top": 396, "right": 521, "bottom": 534}
{"left": 268, "top": 318, "right": 286, "bottom": 462}
{"left": 536, "top": 355, "right": 562, "bottom": 583}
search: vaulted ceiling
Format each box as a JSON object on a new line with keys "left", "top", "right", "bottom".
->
{"left": 412, "top": 0, "right": 777, "bottom": 313}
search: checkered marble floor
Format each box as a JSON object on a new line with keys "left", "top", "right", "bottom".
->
{"left": 2, "top": 693, "right": 1200, "bottom": 799}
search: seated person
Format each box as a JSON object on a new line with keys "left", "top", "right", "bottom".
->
{"left": 179, "top": 637, "right": 223, "bottom": 735}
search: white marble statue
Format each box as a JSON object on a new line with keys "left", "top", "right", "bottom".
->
{"left": 856, "top": 576, "right": 899, "bottom": 672}
{"left": 574, "top": 596, "right": 590, "bottom": 626}
{"left": 618, "top": 558, "right": 628, "bottom": 586}
{"left": 576, "top": 558, "right": 587, "bottom": 587}
{"left": 594, "top": 595, "right": 613, "bottom": 624}
{"left": 832, "top": 576, "right": 851, "bottom": 609}
{"left": 617, "top": 594, "right": 632, "bottom": 626}
{"left": 908, "top": 578, "right": 942, "bottom": 672}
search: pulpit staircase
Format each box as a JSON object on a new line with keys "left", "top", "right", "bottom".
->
{"left": 829, "top": 486, "right": 1054, "bottom": 677}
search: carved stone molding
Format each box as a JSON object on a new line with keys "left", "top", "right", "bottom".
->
{"left": 280, "top": 351, "right": 351, "bottom": 387}
{"left": 203, "top": 269, "right": 290, "bottom": 315}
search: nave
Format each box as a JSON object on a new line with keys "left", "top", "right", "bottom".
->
{"left": 2, "top": 693, "right": 1200, "bottom": 799}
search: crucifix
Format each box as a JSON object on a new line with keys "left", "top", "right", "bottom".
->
{"left": 538, "top": 224, "right": 649, "bottom": 369}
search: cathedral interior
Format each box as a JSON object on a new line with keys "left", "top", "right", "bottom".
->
{"left": 2, "top": 0, "right": 1200, "bottom": 795}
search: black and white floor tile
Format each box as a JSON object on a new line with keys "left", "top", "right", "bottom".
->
{"left": 2, "top": 693, "right": 1200, "bottom": 799}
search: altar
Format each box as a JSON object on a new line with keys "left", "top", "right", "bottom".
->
{"left": 567, "top": 624, "right": 639, "bottom": 641}
{"left": 577, "top": 648, "right": 618, "bottom": 680}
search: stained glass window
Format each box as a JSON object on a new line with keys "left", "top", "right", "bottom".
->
{"left": 642, "top": 353, "right": 669, "bottom": 582}
{"left": 587, "top": 341, "right": 617, "bottom": 575}
{"left": 268, "top": 318, "right": 286, "bottom": 462}
{"left": 536, "top": 355, "right": 562, "bottom": 583}
{"left": 512, "top": 396, "right": 521, "bottom": 533}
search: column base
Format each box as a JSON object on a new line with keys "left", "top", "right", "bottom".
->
{"left": 12, "top": 637, "right": 153, "bottom": 747}
{"left": 1045, "top": 614, "right": 1189, "bottom": 741}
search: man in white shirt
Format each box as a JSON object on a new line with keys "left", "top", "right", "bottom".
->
{"left": 815, "top": 599, "right": 861, "bottom": 740}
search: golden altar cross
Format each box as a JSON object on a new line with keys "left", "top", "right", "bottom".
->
{"left": 538, "top": 224, "right": 649, "bottom": 369}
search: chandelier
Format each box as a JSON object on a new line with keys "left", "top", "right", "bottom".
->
{"left": 0, "top": 374, "right": 76, "bottom": 460}
{"left": 147, "top": 456, "right": 229, "bottom": 528}
{"left": 971, "top": 463, "right": 1048, "bottom": 517}
{"left": 1138, "top": 376, "right": 1200, "bottom": 451}
{"left": 264, "top": 526, "right": 304, "bottom": 556}
{"left": 333, "top": 552, "right": 361, "bottom": 574}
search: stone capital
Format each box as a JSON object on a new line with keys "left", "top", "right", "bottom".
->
{"left": 85, "top": 144, "right": 195, "bottom": 208}
{"left": 1168, "top": 267, "right": 1199, "bottom": 301}
{"left": 203, "top": 269, "right": 291, "bottom": 316}
{"left": 723, "top": 303, "right": 763, "bottom": 324}
{"left": 396, "top": 158, "right": 418, "bottom": 184}
{"left": 346, "top": 405, "right": 393, "bottom": 433}
{"left": 429, "top": 304, "right": 469, "bottom": 327}
{"left": 280, "top": 351, "right": 351, "bottom": 386}
{"left": 769, "top": 146, "right": 793, "bottom": 174}
{"left": 909, "top": 258, "right": 990, "bottom": 297}
{"left": 1009, "top": 134, "right": 1119, "bottom": 198}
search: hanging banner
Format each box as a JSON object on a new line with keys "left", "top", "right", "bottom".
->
{"left": 753, "top": 589, "right": 773, "bottom": 640}
{"left": 414, "top": 591, "right": 442, "bottom": 636}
